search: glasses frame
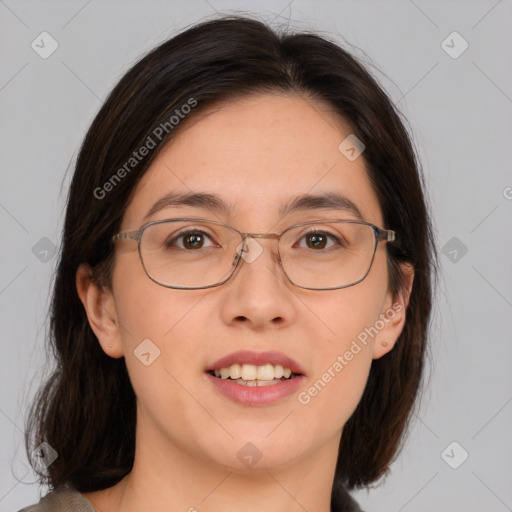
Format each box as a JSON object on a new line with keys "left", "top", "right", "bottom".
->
{"left": 112, "top": 217, "right": 396, "bottom": 291}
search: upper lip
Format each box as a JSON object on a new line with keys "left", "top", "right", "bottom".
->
{"left": 207, "top": 350, "right": 306, "bottom": 375}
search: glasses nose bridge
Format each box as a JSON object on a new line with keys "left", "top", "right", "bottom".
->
{"left": 243, "top": 232, "right": 280, "bottom": 241}
{"left": 241, "top": 231, "right": 281, "bottom": 252}
{"left": 236, "top": 232, "right": 283, "bottom": 268}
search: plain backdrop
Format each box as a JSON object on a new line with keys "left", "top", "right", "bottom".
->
{"left": 1, "top": 1, "right": 511, "bottom": 511}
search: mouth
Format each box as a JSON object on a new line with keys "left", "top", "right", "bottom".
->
{"left": 206, "top": 363, "right": 302, "bottom": 387}
{"left": 205, "top": 350, "right": 306, "bottom": 405}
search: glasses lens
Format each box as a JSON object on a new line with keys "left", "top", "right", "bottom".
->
{"left": 279, "top": 221, "right": 377, "bottom": 289}
{"left": 139, "top": 220, "right": 377, "bottom": 289}
{"left": 140, "top": 220, "right": 241, "bottom": 288}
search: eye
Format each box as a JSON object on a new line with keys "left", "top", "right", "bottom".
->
{"left": 295, "top": 230, "right": 345, "bottom": 250}
{"left": 166, "top": 229, "right": 217, "bottom": 250}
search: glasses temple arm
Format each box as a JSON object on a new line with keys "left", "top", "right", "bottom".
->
{"left": 112, "top": 229, "right": 142, "bottom": 243}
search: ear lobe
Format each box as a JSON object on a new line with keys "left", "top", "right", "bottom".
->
{"left": 372, "top": 262, "right": 414, "bottom": 359}
{"left": 76, "top": 263, "right": 124, "bottom": 358}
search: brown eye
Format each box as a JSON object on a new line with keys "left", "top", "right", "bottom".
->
{"left": 166, "top": 230, "right": 215, "bottom": 250}
{"left": 295, "top": 230, "right": 344, "bottom": 250}
{"left": 305, "top": 233, "right": 328, "bottom": 249}
{"left": 183, "top": 232, "right": 206, "bottom": 249}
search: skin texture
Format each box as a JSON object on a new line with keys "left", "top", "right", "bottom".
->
{"left": 76, "top": 93, "right": 413, "bottom": 512}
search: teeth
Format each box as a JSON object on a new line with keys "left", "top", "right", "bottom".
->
{"left": 241, "top": 364, "right": 257, "bottom": 381}
{"left": 212, "top": 363, "right": 296, "bottom": 381}
{"left": 234, "top": 378, "right": 281, "bottom": 387}
{"left": 230, "top": 363, "right": 242, "bottom": 379}
{"left": 274, "top": 364, "right": 284, "bottom": 379}
{"left": 256, "top": 364, "right": 274, "bottom": 381}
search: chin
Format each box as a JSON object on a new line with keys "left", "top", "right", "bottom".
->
{"left": 200, "top": 433, "right": 307, "bottom": 473}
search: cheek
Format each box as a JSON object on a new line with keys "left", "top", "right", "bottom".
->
{"left": 115, "top": 282, "right": 213, "bottom": 445}
{"left": 298, "top": 306, "right": 375, "bottom": 421}
{"left": 111, "top": 260, "right": 203, "bottom": 397}
{"left": 301, "top": 266, "right": 386, "bottom": 352}
{"left": 112, "top": 249, "right": 205, "bottom": 346}
{"left": 296, "top": 262, "right": 388, "bottom": 423}
{"left": 294, "top": 313, "right": 374, "bottom": 442}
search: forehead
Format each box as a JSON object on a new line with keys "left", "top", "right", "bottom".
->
{"left": 122, "top": 93, "right": 384, "bottom": 229}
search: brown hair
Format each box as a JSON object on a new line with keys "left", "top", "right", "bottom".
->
{"left": 25, "top": 14, "right": 438, "bottom": 505}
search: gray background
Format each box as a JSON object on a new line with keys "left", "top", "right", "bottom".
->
{"left": 1, "top": 1, "right": 511, "bottom": 511}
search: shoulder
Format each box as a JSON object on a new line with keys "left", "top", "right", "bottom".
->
{"left": 17, "top": 485, "right": 95, "bottom": 512}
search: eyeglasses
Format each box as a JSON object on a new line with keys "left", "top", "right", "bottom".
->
{"left": 112, "top": 218, "right": 396, "bottom": 290}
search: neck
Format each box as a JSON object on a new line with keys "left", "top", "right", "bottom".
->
{"left": 96, "top": 416, "right": 341, "bottom": 512}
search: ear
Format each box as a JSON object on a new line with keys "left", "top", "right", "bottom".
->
{"left": 76, "top": 263, "right": 124, "bottom": 358}
{"left": 372, "top": 262, "right": 414, "bottom": 359}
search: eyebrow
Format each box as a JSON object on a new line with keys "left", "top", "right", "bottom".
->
{"left": 144, "top": 191, "right": 232, "bottom": 222}
{"left": 280, "top": 192, "right": 364, "bottom": 220}
{"left": 143, "top": 191, "right": 364, "bottom": 222}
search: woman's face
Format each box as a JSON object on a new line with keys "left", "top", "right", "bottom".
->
{"left": 79, "top": 93, "right": 410, "bottom": 475}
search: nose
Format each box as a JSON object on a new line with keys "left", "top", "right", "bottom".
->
{"left": 221, "top": 235, "right": 296, "bottom": 329}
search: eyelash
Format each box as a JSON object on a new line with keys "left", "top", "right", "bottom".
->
{"left": 167, "top": 230, "right": 217, "bottom": 249}
{"left": 167, "top": 229, "right": 345, "bottom": 250}
{"left": 295, "top": 229, "right": 346, "bottom": 249}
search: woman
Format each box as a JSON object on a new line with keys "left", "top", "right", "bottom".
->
{"left": 20, "top": 14, "right": 437, "bottom": 512}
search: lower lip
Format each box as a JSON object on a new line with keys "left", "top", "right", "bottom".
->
{"left": 205, "top": 372, "right": 306, "bottom": 406}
